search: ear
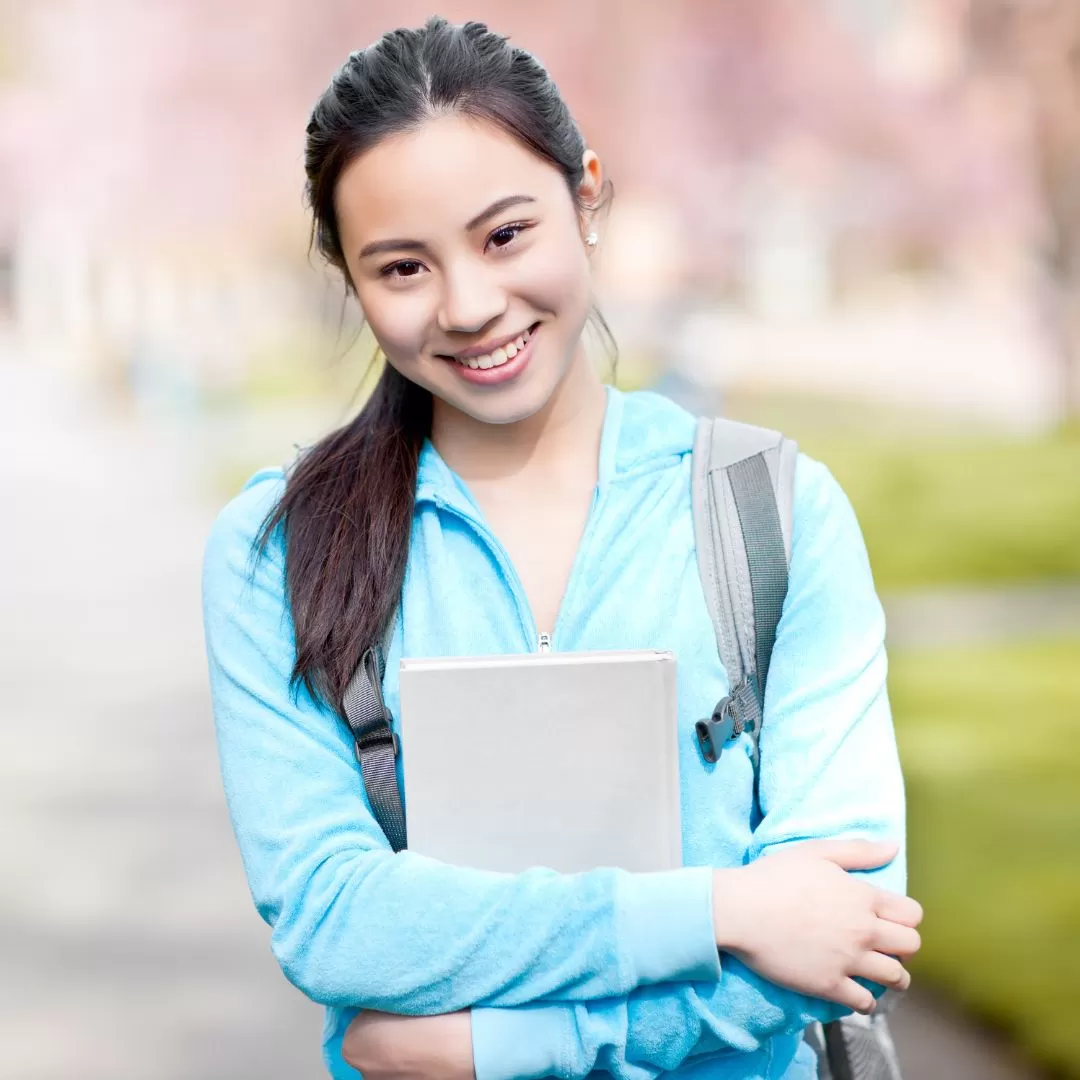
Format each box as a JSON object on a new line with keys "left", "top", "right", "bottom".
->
{"left": 578, "top": 149, "right": 604, "bottom": 216}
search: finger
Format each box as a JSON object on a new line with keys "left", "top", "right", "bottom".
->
{"left": 826, "top": 977, "right": 878, "bottom": 1015}
{"left": 873, "top": 890, "right": 924, "bottom": 928}
{"left": 794, "top": 838, "right": 899, "bottom": 871}
{"left": 871, "top": 920, "right": 922, "bottom": 959}
{"left": 852, "top": 951, "right": 911, "bottom": 993}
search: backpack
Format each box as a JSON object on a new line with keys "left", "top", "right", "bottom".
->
{"left": 341, "top": 416, "right": 904, "bottom": 1080}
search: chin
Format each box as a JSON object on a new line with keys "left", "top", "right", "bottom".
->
{"left": 443, "top": 380, "right": 555, "bottom": 427}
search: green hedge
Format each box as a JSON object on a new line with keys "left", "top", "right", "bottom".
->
{"left": 724, "top": 394, "right": 1080, "bottom": 592}
{"left": 813, "top": 431, "right": 1080, "bottom": 592}
{"left": 891, "top": 639, "right": 1080, "bottom": 1077}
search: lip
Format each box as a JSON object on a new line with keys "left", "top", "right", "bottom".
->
{"left": 442, "top": 324, "right": 534, "bottom": 361}
{"left": 441, "top": 322, "right": 539, "bottom": 386}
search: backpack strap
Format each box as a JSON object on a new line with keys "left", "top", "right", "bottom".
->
{"left": 343, "top": 641, "right": 408, "bottom": 853}
{"left": 691, "top": 417, "right": 797, "bottom": 769}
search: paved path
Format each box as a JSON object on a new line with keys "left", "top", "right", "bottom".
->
{"left": 884, "top": 582, "right": 1080, "bottom": 649}
{"left": 0, "top": 359, "right": 1048, "bottom": 1078}
{"left": 0, "top": 362, "right": 323, "bottom": 1078}
{"left": 888, "top": 991, "right": 1047, "bottom": 1080}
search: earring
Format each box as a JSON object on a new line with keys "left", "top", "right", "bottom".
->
{"left": 585, "top": 232, "right": 598, "bottom": 248}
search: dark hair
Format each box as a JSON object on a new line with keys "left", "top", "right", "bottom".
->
{"left": 259, "top": 16, "right": 611, "bottom": 713}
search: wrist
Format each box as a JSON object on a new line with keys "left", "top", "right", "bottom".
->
{"left": 711, "top": 867, "right": 749, "bottom": 952}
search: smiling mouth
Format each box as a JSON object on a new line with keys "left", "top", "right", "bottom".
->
{"left": 438, "top": 323, "right": 539, "bottom": 371}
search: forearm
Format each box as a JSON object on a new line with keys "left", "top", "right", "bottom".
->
{"left": 470, "top": 961, "right": 854, "bottom": 1080}
{"left": 264, "top": 839, "right": 719, "bottom": 1012}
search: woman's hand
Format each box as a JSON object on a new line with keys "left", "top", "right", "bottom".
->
{"left": 712, "top": 839, "right": 923, "bottom": 1015}
{"left": 342, "top": 1010, "right": 475, "bottom": 1080}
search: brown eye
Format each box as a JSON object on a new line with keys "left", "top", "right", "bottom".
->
{"left": 487, "top": 223, "right": 529, "bottom": 251}
{"left": 386, "top": 260, "right": 424, "bottom": 278}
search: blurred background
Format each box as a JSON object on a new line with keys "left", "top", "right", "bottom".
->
{"left": 1, "top": 1, "right": 1077, "bottom": 1077}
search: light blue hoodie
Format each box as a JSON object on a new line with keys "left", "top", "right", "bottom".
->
{"left": 202, "top": 387, "right": 906, "bottom": 1080}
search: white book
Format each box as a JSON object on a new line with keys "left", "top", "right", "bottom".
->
{"left": 397, "top": 650, "right": 681, "bottom": 874}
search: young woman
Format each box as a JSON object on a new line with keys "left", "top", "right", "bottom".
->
{"left": 202, "top": 17, "right": 922, "bottom": 1080}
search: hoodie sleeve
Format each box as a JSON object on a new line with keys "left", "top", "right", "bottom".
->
{"left": 469, "top": 456, "right": 907, "bottom": 1080}
{"left": 202, "top": 474, "right": 721, "bottom": 1014}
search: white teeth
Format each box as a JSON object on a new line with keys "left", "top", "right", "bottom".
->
{"left": 453, "top": 327, "right": 532, "bottom": 370}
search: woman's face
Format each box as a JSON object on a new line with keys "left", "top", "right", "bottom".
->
{"left": 334, "top": 114, "right": 601, "bottom": 426}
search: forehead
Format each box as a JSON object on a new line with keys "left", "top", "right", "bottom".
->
{"left": 335, "top": 114, "right": 570, "bottom": 241}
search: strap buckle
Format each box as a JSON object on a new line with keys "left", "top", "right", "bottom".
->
{"left": 354, "top": 715, "right": 399, "bottom": 760}
{"left": 695, "top": 696, "right": 736, "bottom": 764}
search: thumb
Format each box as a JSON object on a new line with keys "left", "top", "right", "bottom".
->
{"left": 791, "top": 838, "right": 899, "bottom": 870}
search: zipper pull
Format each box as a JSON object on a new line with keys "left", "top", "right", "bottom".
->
{"left": 537, "top": 632, "right": 552, "bottom": 653}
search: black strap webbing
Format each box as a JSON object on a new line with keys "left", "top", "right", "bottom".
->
{"left": 728, "top": 453, "right": 789, "bottom": 704}
{"left": 342, "top": 647, "right": 407, "bottom": 852}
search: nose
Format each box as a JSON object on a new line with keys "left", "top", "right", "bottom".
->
{"left": 436, "top": 262, "right": 507, "bottom": 335}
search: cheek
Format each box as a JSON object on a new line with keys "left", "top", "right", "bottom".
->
{"left": 357, "top": 288, "right": 433, "bottom": 362}
{"left": 516, "top": 241, "right": 592, "bottom": 321}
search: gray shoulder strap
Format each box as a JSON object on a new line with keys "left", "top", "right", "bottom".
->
{"left": 342, "top": 619, "right": 407, "bottom": 853}
{"left": 691, "top": 420, "right": 899, "bottom": 1077}
{"left": 692, "top": 417, "right": 797, "bottom": 767}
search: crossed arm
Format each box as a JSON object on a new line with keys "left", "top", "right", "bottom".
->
{"left": 342, "top": 949, "right": 899, "bottom": 1080}
{"left": 203, "top": 464, "right": 919, "bottom": 1080}
{"left": 343, "top": 687, "right": 914, "bottom": 1080}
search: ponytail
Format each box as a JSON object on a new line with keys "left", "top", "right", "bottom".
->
{"left": 258, "top": 365, "right": 432, "bottom": 711}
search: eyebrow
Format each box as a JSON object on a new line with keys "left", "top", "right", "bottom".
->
{"left": 357, "top": 194, "right": 538, "bottom": 260}
{"left": 358, "top": 237, "right": 431, "bottom": 259}
{"left": 465, "top": 193, "right": 537, "bottom": 232}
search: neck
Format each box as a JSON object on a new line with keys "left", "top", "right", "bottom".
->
{"left": 430, "top": 345, "right": 608, "bottom": 483}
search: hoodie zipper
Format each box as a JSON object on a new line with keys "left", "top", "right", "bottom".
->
{"left": 431, "top": 498, "right": 544, "bottom": 651}
{"left": 429, "top": 474, "right": 606, "bottom": 656}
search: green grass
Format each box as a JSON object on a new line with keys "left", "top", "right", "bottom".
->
{"left": 891, "top": 639, "right": 1080, "bottom": 1077}
{"left": 724, "top": 393, "right": 1080, "bottom": 592}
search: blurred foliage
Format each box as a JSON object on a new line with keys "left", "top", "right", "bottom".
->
{"left": 0, "top": 5, "right": 19, "bottom": 83}
{"left": 892, "top": 639, "right": 1080, "bottom": 1077}
{"left": 226, "top": 326, "right": 381, "bottom": 408}
{"left": 727, "top": 394, "right": 1080, "bottom": 591}
{"left": 813, "top": 428, "right": 1080, "bottom": 591}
